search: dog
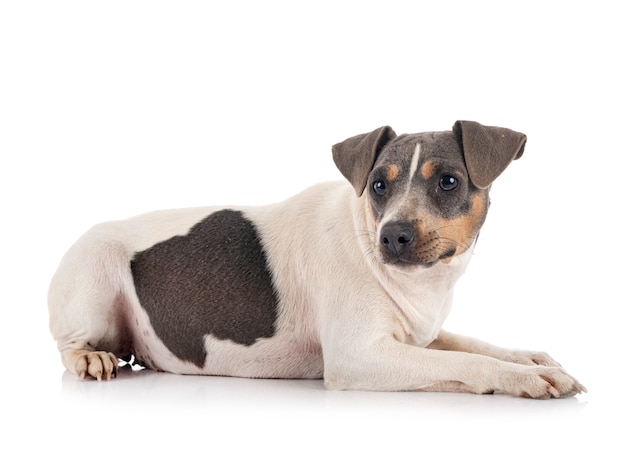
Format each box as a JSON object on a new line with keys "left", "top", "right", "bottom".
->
{"left": 49, "top": 120, "right": 585, "bottom": 399}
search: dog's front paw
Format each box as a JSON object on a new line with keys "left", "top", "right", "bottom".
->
{"left": 499, "top": 349, "right": 562, "bottom": 367}
{"left": 499, "top": 365, "right": 586, "bottom": 399}
{"left": 63, "top": 349, "right": 119, "bottom": 381}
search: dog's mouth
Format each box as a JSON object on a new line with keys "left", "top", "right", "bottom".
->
{"left": 382, "top": 246, "right": 458, "bottom": 268}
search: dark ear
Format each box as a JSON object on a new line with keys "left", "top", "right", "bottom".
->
{"left": 453, "top": 120, "right": 527, "bottom": 189}
{"left": 332, "top": 126, "right": 397, "bottom": 196}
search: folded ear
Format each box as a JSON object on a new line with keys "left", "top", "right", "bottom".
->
{"left": 332, "top": 126, "right": 397, "bottom": 196}
{"left": 453, "top": 120, "right": 527, "bottom": 189}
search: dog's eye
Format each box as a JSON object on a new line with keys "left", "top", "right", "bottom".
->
{"left": 372, "top": 180, "right": 387, "bottom": 196}
{"left": 439, "top": 175, "right": 458, "bottom": 191}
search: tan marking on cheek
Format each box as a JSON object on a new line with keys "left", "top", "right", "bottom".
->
{"left": 437, "top": 194, "right": 487, "bottom": 260}
{"left": 420, "top": 161, "right": 437, "bottom": 179}
{"left": 386, "top": 164, "right": 399, "bottom": 181}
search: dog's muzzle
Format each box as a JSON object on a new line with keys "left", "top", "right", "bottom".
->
{"left": 379, "top": 221, "right": 455, "bottom": 267}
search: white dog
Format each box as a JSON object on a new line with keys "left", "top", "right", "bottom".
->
{"left": 49, "top": 120, "right": 585, "bottom": 399}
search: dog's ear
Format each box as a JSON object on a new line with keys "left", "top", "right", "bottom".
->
{"left": 453, "top": 120, "right": 527, "bottom": 189}
{"left": 332, "top": 126, "right": 397, "bottom": 196}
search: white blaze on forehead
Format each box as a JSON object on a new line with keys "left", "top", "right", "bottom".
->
{"left": 378, "top": 141, "right": 423, "bottom": 229}
{"left": 409, "top": 142, "right": 421, "bottom": 180}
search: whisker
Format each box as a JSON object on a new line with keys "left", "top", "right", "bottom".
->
{"left": 437, "top": 237, "right": 475, "bottom": 254}
{"left": 354, "top": 229, "right": 376, "bottom": 241}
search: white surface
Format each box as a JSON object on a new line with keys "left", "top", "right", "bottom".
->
{"left": 1, "top": 1, "right": 623, "bottom": 461}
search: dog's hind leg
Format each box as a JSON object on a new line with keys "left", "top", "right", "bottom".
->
{"left": 48, "top": 224, "right": 133, "bottom": 380}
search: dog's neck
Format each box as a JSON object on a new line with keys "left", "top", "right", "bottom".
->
{"left": 380, "top": 251, "right": 472, "bottom": 346}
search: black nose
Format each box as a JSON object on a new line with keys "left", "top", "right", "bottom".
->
{"left": 380, "top": 222, "right": 415, "bottom": 256}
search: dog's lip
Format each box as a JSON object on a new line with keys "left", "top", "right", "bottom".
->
{"left": 384, "top": 247, "right": 457, "bottom": 268}
{"left": 439, "top": 248, "right": 457, "bottom": 260}
{"left": 384, "top": 257, "right": 437, "bottom": 269}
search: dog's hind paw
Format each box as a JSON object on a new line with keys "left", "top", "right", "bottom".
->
{"left": 63, "top": 349, "right": 119, "bottom": 381}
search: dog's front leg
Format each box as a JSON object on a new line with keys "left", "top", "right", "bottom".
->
{"left": 427, "top": 330, "right": 564, "bottom": 368}
{"left": 321, "top": 323, "right": 585, "bottom": 398}
{"left": 425, "top": 330, "right": 587, "bottom": 396}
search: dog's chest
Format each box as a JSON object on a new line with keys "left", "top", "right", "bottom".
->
{"left": 381, "top": 258, "right": 469, "bottom": 346}
{"left": 398, "top": 284, "right": 454, "bottom": 346}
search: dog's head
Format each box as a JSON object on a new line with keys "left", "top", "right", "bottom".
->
{"left": 332, "top": 121, "right": 526, "bottom": 268}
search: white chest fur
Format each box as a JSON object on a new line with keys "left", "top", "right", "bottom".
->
{"left": 373, "top": 251, "right": 471, "bottom": 346}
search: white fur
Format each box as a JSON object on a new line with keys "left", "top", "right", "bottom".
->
{"left": 409, "top": 142, "right": 421, "bottom": 180}
{"left": 49, "top": 181, "right": 585, "bottom": 398}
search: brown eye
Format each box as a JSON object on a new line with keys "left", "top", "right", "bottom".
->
{"left": 439, "top": 175, "right": 458, "bottom": 191}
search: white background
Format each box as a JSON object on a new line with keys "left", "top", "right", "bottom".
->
{"left": 1, "top": 1, "right": 624, "bottom": 461}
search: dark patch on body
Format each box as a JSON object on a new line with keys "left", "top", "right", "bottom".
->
{"left": 131, "top": 209, "right": 278, "bottom": 367}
